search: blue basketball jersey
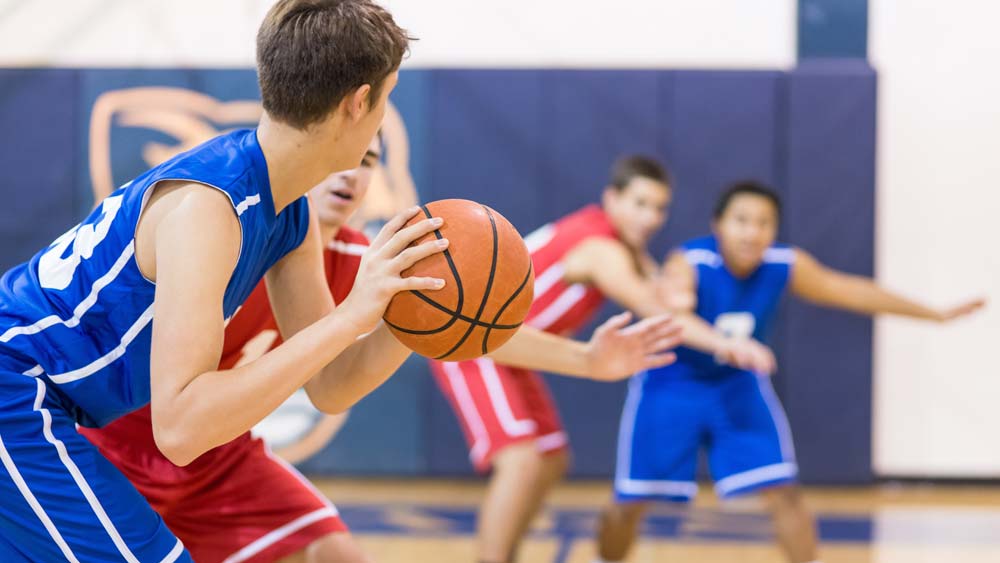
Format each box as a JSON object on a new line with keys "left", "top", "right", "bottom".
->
{"left": 0, "top": 129, "right": 310, "bottom": 427}
{"left": 658, "top": 235, "right": 795, "bottom": 378}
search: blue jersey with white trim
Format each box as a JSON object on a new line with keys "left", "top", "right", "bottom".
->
{"left": 0, "top": 129, "right": 310, "bottom": 427}
{"left": 654, "top": 235, "right": 794, "bottom": 378}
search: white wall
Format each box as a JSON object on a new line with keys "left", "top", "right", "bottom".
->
{"left": 0, "top": 0, "right": 796, "bottom": 68}
{"left": 871, "top": 0, "right": 1000, "bottom": 477}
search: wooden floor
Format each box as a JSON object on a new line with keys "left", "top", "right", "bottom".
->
{"left": 311, "top": 479, "right": 1000, "bottom": 563}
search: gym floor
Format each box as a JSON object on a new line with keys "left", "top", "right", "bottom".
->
{"left": 313, "top": 479, "right": 1000, "bottom": 562}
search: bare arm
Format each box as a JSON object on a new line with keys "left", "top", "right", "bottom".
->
{"left": 268, "top": 207, "right": 447, "bottom": 414}
{"left": 487, "top": 313, "right": 681, "bottom": 381}
{"left": 148, "top": 187, "right": 372, "bottom": 466}
{"left": 659, "top": 251, "right": 776, "bottom": 374}
{"left": 789, "top": 249, "right": 985, "bottom": 321}
{"left": 562, "top": 238, "right": 668, "bottom": 319}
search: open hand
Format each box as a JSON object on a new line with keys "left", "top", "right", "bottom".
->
{"left": 935, "top": 297, "right": 987, "bottom": 322}
{"left": 585, "top": 312, "right": 683, "bottom": 382}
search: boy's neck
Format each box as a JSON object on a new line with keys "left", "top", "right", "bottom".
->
{"left": 256, "top": 113, "right": 355, "bottom": 214}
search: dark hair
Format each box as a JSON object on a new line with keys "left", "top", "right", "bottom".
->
{"left": 257, "top": 0, "right": 412, "bottom": 129}
{"left": 713, "top": 181, "right": 782, "bottom": 219}
{"left": 609, "top": 155, "right": 671, "bottom": 191}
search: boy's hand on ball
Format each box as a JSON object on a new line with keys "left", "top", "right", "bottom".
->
{"left": 585, "top": 312, "right": 683, "bottom": 381}
{"left": 339, "top": 206, "right": 447, "bottom": 334}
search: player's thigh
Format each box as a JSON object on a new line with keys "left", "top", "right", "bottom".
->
{"left": 614, "top": 373, "right": 708, "bottom": 502}
{"left": 709, "top": 372, "right": 797, "bottom": 498}
{"left": 0, "top": 375, "right": 188, "bottom": 563}
{"left": 169, "top": 438, "right": 347, "bottom": 563}
{"left": 431, "top": 358, "right": 552, "bottom": 470}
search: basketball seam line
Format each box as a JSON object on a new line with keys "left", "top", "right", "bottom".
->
{"left": 386, "top": 204, "right": 468, "bottom": 336}
{"left": 482, "top": 264, "right": 533, "bottom": 355}
{"left": 433, "top": 205, "right": 501, "bottom": 360}
{"left": 387, "top": 291, "right": 523, "bottom": 332}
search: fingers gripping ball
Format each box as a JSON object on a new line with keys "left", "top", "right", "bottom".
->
{"left": 383, "top": 199, "right": 534, "bottom": 361}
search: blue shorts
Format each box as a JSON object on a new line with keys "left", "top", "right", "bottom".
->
{"left": 0, "top": 370, "right": 192, "bottom": 562}
{"left": 614, "top": 369, "right": 797, "bottom": 503}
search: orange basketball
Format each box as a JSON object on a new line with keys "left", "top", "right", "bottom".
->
{"left": 383, "top": 199, "right": 535, "bottom": 362}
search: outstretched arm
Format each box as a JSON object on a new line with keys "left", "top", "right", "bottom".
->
{"left": 789, "top": 249, "right": 986, "bottom": 321}
{"left": 487, "top": 313, "right": 682, "bottom": 381}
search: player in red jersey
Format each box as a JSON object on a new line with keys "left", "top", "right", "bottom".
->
{"left": 82, "top": 140, "right": 682, "bottom": 563}
{"left": 429, "top": 156, "right": 770, "bottom": 563}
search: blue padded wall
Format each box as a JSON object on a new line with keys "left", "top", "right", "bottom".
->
{"left": 0, "top": 65, "right": 877, "bottom": 483}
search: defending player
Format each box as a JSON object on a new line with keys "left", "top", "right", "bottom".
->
{"left": 429, "top": 156, "right": 767, "bottom": 563}
{"left": 594, "top": 181, "right": 985, "bottom": 563}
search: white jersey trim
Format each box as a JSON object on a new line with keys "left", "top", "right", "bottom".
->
{"left": 684, "top": 248, "right": 723, "bottom": 268}
{"left": 48, "top": 304, "right": 154, "bottom": 384}
{"left": 0, "top": 433, "right": 80, "bottom": 562}
{"left": 715, "top": 462, "right": 798, "bottom": 497}
{"left": 327, "top": 239, "right": 368, "bottom": 256}
{"left": 763, "top": 247, "right": 796, "bottom": 264}
{"left": 442, "top": 361, "right": 492, "bottom": 464}
{"left": 476, "top": 358, "right": 537, "bottom": 437}
{"left": 532, "top": 263, "right": 566, "bottom": 298}
{"left": 160, "top": 539, "right": 186, "bottom": 563}
{"left": 0, "top": 242, "right": 136, "bottom": 344}
{"left": 234, "top": 193, "right": 262, "bottom": 216}
{"left": 523, "top": 223, "right": 555, "bottom": 254}
{"left": 33, "top": 378, "right": 143, "bottom": 563}
{"left": 222, "top": 506, "right": 338, "bottom": 563}
{"left": 528, "top": 283, "right": 587, "bottom": 331}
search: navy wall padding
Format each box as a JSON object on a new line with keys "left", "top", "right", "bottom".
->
{"left": 425, "top": 70, "right": 548, "bottom": 228}
{"left": 781, "top": 60, "right": 876, "bottom": 483}
{"left": 0, "top": 65, "right": 877, "bottom": 483}
{"left": 0, "top": 70, "right": 80, "bottom": 271}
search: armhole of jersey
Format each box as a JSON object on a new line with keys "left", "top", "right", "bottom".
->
{"left": 133, "top": 178, "right": 245, "bottom": 286}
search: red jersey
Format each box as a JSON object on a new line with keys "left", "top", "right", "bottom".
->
{"left": 80, "top": 227, "right": 369, "bottom": 456}
{"left": 522, "top": 204, "right": 620, "bottom": 335}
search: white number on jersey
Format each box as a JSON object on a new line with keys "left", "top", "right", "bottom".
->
{"left": 38, "top": 195, "right": 124, "bottom": 290}
{"left": 714, "top": 312, "right": 756, "bottom": 340}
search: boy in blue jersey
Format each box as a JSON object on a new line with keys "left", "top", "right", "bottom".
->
{"left": 594, "top": 181, "right": 985, "bottom": 563}
{"left": 0, "top": 2, "right": 436, "bottom": 561}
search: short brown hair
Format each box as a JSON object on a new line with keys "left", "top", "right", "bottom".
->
{"left": 609, "top": 155, "right": 670, "bottom": 191}
{"left": 257, "top": 0, "right": 412, "bottom": 129}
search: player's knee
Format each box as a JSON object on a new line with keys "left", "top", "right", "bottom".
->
{"left": 543, "top": 448, "right": 570, "bottom": 477}
{"left": 760, "top": 483, "right": 804, "bottom": 512}
{"left": 305, "top": 531, "right": 371, "bottom": 563}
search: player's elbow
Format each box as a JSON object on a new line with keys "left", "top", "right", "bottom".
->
{"left": 304, "top": 383, "right": 352, "bottom": 415}
{"left": 311, "top": 395, "right": 352, "bottom": 415}
{"left": 152, "top": 420, "right": 200, "bottom": 467}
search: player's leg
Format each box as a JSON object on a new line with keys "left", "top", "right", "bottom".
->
{"left": 594, "top": 500, "right": 650, "bottom": 562}
{"left": 163, "top": 437, "right": 361, "bottom": 563}
{"left": 709, "top": 372, "right": 819, "bottom": 563}
{"left": 759, "top": 483, "right": 819, "bottom": 563}
{"left": 478, "top": 442, "right": 568, "bottom": 562}
{"left": 272, "top": 531, "right": 371, "bottom": 563}
{"left": 0, "top": 374, "right": 190, "bottom": 563}
{"left": 430, "top": 359, "right": 562, "bottom": 563}
{"left": 596, "top": 373, "right": 704, "bottom": 562}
